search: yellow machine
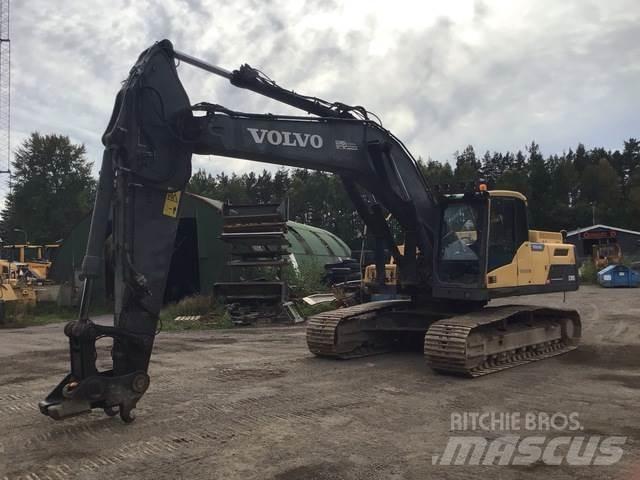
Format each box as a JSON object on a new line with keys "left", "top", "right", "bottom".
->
{"left": 364, "top": 191, "right": 577, "bottom": 296}
{"left": 363, "top": 248, "right": 400, "bottom": 287}
{"left": 0, "top": 244, "right": 61, "bottom": 319}
{"left": 0, "top": 244, "right": 59, "bottom": 282}
{"left": 591, "top": 242, "right": 622, "bottom": 270}
{"left": 0, "top": 276, "right": 37, "bottom": 305}
{"left": 0, "top": 259, "right": 38, "bottom": 322}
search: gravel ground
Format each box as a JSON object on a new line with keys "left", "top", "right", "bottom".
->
{"left": 1, "top": 285, "right": 639, "bottom": 479}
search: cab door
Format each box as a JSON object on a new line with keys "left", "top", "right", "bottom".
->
{"left": 486, "top": 196, "right": 529, "bottom": 289}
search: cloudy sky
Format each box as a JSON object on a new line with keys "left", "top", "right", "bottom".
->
{"left": 5, "top": 0, "right": 640, "bottom": 199}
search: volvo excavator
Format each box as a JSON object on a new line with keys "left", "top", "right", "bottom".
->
{"left": 39, "top": 40, "right": 581, "bottom": 423}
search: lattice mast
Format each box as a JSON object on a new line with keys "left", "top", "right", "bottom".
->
{"left": 0, "top": 0, "right": 10, "bottom": 180}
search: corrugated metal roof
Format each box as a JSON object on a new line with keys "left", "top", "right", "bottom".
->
{"left": 184, "top": 195, "right": 351, "bottom": 260}
{"left": 567, "top": 224, "right": 640, "bottom": 237}
{"left": 187, "top": 194, "right": 351, "bottom": 259}
{"left": 187, "top": 193, "right": 224, "bottom": 211}
{"left": 286, "top": 221, "right": 351, "bottom": 260}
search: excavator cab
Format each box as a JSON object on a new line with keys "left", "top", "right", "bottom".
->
{"left": 435, "top": 193, "right": 487, "bottom": 288}
{"left": 433, "top": 190, "right": 579, "bottom": 301}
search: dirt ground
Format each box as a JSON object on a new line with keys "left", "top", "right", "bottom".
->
{"left": 1, "top": 285, "right": 640, "bottom": 479}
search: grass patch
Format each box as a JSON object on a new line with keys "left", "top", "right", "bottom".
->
{"left": 0, "top": 294, "right": 234, "bottom": 332}
{"left": 579, "top": 261, "right": 598, "bottom": 284}
{"left": 283, "top": 260, "right": 338, "bottom": 321}
{"left": 159, "top": 294, "right": 232, "bottom": 331}
{"left": 0, "top": 302, "right": 110, "bottom": 329}
{"left": 296, "top": 300, "right": 338, "bottom": 318}
{"left": 623, "top": 255, "right": 640, "bottom": 269}
{"left": 284, "top": 259, "right": 329, "bottom": 298}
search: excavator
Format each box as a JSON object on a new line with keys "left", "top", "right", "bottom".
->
{"left": 39, "top": 40, "right": 581, "bottom": 423}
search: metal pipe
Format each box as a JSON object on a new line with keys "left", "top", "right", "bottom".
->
{"left": 78, "top": 278, "right": 93, "bottom": 322}
{"left": 78, "top": 149, "right": 114, "bottom": 323}
{"left": 173, "top": 50, "right": 232, "bottom": 79}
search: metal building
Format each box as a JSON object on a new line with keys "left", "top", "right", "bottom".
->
{"left": 49, "top": 193, "right": 351, "bottom": 306}
{"left": 565, "top": 224, "right": 640, "bottom": 261}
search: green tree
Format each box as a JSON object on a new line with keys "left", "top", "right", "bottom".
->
{"left": 272, "top": 167, "right": 291, "bottom": 200}
{"left": 627, "top": 168, "right": 640, "bottom": 230}
{"left": 546, "top": 155, "right": 579, "bottom": 230}
{"left": 254, "top": 170, "right": 275, "bottom": 203}
{"left": 188, "top": 169, "right": 216, "bottom": 197}
{"left": 621, "top": 138, "right": 640, "bottom": 184}
{"left": 579, "top": 158, "right": 621, "bottom": 225}
{"left": 454, "top": 145, "right": 480, "bottom": 183}
{"left": 526, "top": 142, "right": 553, "bottom": 227}
{"left": 494, "top": 150, "right": 528, "bottom": 196}
{"left": 573, "top": 143, "right": 588, "bottom": 173}
{"left": 480, "top": 151, "right": 501, "bottom": 185}
{"left": 1, "top": 133, "right": 94, "bottom": 244}
{"left": 417, "top": 158, "right": 454, "bottom": 187}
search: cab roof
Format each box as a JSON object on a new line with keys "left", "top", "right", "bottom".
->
{"left": 488, "top": 190, "right": 527, "bottom": 202}
{"left": 443, "top": 190, "right": 528, "bottom": 202}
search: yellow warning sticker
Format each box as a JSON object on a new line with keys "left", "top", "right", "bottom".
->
{"left": 163, "top": 191, "right": 181, "bottom": 218}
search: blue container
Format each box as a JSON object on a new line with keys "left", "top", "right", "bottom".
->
{"left": 597, "top": 265, "right": 640, "bottom": 288}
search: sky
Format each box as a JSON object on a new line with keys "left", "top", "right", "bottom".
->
{"left": 4, "top": 0, "right": 640, "bottom": 200}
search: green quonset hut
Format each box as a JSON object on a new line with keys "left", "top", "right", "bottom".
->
{"left": 50, "top": 193, "right": 351, "bottom": 305}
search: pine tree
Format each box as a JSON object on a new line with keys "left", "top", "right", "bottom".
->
{"left": 454, "top": 145, "right": 480, "bottom": 183}
{"left": 574, "top": 143, "right": 588, "bottom": 173}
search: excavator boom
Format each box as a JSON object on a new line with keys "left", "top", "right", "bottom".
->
{"left": 39, "top": 40, "right": 436, "bottom": 421}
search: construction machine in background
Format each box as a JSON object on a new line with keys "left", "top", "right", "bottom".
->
{"left": 0, "top": 243, "right": 62, "bottom": 308}
{"left": 592, "top": 242, "right": 623, "bottom": 270}
{"left": 0, "top": 243, "right": 60, "bottom": 283}
{"left": 0, "top": 269, "right": 37, "bottom": 319}
{"left": 0, "top": 257, "right": 37, "bottom": 323}
{"left": 39, "top": 40, "right": 581, "bottom": 423}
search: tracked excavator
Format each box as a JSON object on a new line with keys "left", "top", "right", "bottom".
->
{"left": 39, "top": 40, "right": 581, "bottom": 423}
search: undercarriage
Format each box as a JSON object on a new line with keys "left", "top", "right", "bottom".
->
{"left": 307, "top": 301, "right": 581, "bottom": 376}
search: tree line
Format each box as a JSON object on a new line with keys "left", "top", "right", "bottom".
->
{"left": 1, "top": 132, "right": 638, "bottom": 249}
{"left": 189, "top": 138, "right": 640, "bottom": 247}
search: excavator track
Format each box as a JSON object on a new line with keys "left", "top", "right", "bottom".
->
{"left": 424, "top": 305, "right": 581, "bottom": 377}
{"left": 306, "top": 300, "right": 411, "bottom": 358}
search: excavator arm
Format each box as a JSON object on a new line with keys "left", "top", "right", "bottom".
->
{"left": 39, "top": 39, "right": 439, "bottom": 421}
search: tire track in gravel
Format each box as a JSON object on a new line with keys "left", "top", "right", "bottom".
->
{"left": 0, "top": 356, "right": 304, "bottom": 422}
{"left": 4, "top": 389, "right": 370, "bottom": 480}
{"left": 7, "top": 385, "right": 368, "bottom": 451}
{"left": 0, "top": 354, "right": 381, "bottom": 453}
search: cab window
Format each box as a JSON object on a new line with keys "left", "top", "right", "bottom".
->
{"left": 437, "top": 201, "right": 484, "bottom": 285}
{"left": 487, "top": 197, "right": 528, "bottom": 271}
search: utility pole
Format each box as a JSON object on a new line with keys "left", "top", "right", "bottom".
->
{"left": 13, "top": 227, "right": 26, "bottom": 244}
